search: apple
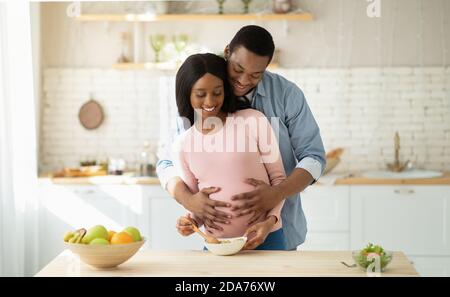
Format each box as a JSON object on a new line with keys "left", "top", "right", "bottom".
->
{"left": 89, "top": 238, "right": 109, "bottom": 245}
{"left": 123, "top": 226, "right": 142, "bottom": 242}
{"left": 82, "top": 225, "right": 109, "bottom": 244}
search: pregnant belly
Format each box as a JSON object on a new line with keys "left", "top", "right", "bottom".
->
{"left": 205, "top": 213, "right": 253, "bottom": 238}
{"left": 204, "top": 183, "right": 257, "bottom": 238}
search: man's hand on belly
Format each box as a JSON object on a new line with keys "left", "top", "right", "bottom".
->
{"left": 230, "top": 178, "right": 283, "bottom": 224}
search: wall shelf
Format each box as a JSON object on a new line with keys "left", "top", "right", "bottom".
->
{"left": 75, "top": 13, "right": 314, "bottom": 22}
{"left": 112, "top": 62, "right": 280, "bottom": 71}
{"left": 112, "top": 62, "right": 177, "bottom": 71}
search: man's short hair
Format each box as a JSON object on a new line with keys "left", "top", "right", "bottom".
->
{"left": 229, "top": 25, "right": 275, "bottom": 64}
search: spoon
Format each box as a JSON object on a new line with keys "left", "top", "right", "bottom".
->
{"left": 181, "top": 217, "right": 221, "bottom": 244}
{"left": 341, "top": 261, "right": 357, "bottom": 268}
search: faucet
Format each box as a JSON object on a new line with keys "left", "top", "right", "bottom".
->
{"left": 387, "top": 132, "right": 411, "bottom": 172}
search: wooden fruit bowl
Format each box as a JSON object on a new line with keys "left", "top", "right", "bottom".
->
{"left": 65, "top": 239, "right": 146, "bottom": 269}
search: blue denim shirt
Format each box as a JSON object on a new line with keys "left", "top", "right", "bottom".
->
{"left": 157, "top": 71, "right": 326, "bottom": 250}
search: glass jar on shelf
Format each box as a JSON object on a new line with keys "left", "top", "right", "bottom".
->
{"left": 241, "top": 0, "right": 252, "bottom": 14}
{"left": 108, "top": 158, "right": 126, "bottom": 175}
{"left": 173, "top": 34, "right": 188, "bottom": 64}
{"left": 117, "top": 31, "right": 131, "bottom": 63}
{"left": 138, "top": 141, "right": 157, "bottom": 177}
{"left": 272, "top": 0, "right": 292, "bottom": 14}
{"left": 149, "top": 34, "right": 165, "bottom": 63}
{"left": 216, "top": 0, "right": 226, "bottom": 14}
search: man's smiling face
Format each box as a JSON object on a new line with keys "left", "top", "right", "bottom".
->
{"left": 225, "top": 46, "right": 270, "bottom": 97}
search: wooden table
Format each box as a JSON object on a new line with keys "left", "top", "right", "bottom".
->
{"left": 35, "top": 250, "right": 419, "bottom": 277}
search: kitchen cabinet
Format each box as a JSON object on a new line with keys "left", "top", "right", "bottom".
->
{"left": 142, "top": 186, "right": 203, "bottom": 250}
{"left": 349, "top": 186, "right": 450, "bottom": 277}
{"left": 408, "top": 256, "right": 450, "bottom": 277}
{"left": 301, "top": 184, "right": 450, "bottom": 276}
{"left": 302, "top": 185, "right": 349, "bottom": 232}
{"left": 300, "top": 185, "right": 350, "bottom": 250}
{"left": 350, "top": 186, "right": 450, "bottom": 256}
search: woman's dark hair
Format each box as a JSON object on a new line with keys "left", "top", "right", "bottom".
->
{"left": 229, "top": 25, "right": 275, "bottom": 64}
{"left": 175, "top": 53, "right": 250, "bottom": 127}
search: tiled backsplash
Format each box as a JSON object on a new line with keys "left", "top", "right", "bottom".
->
{"left": 40, "top": 67, "right": 450, "bottom": 174}
{"left": 41, "top": 68, "right": 165, "bottom": 173}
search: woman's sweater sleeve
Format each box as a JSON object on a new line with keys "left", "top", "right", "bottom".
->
{"left": 176, "top": 140, "right": 204, "bottom": 227}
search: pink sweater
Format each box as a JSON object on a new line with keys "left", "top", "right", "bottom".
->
{"left": 176, "top": 109, "right": 286, "bottom": 238}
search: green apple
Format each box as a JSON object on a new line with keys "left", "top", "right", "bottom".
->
{"left": 89, "top": 238, "right": 109, "bottom": 245}
{"left": 82, "top": 225, "right": 109, "bottom": 244}
{"left": 123, "top": 226, "right": 142, "bottom": 242}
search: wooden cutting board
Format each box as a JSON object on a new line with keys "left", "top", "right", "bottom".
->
{"left": 52, "top": 167, "right": 107, "bottom": 178}
{"left": 35, "top": 250, "right": 419, "bottom": 277}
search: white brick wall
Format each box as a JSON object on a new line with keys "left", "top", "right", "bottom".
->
{"left": 40, "top": 67, "right": 450, "bottom": 174}
{"left": 276, "top": 67, "right": 450, "bottom": 173}
{"left": 40, "top": 68, "right": 167, "bottom": 173}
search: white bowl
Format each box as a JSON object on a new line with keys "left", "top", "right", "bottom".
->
{"left": 204, "top": 237, "right": 247, "bottom": 256}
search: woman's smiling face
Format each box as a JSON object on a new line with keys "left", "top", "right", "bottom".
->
{"left": 190, "top": 73, "right": 225, "bottom": 121}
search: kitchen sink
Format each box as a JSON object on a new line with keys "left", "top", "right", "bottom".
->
{"left": 361, "top": 169, "right": 443, "bottom": 179}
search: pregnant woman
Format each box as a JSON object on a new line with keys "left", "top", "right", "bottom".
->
{"left": 173, "top": 53, "right": 287, "bottom": 250}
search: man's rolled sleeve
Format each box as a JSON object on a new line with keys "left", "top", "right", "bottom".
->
{"left": 156, "top": 118, "right": 186, "bottom": 190}
{"left": 296, "top": 157, "right": 323, "bottom": 182}
{"left": 284, "top": 84, "right": 326, "bottom": 182}
{"left": 156, "top": 159, "right": 179, "bottom": 190}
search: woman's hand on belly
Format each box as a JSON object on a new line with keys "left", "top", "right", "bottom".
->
{"left": 186, "top": 187, "right": 233, "bottom": 231}
{"left": 205, "top": 212, "right": 253, "bottom": 238}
